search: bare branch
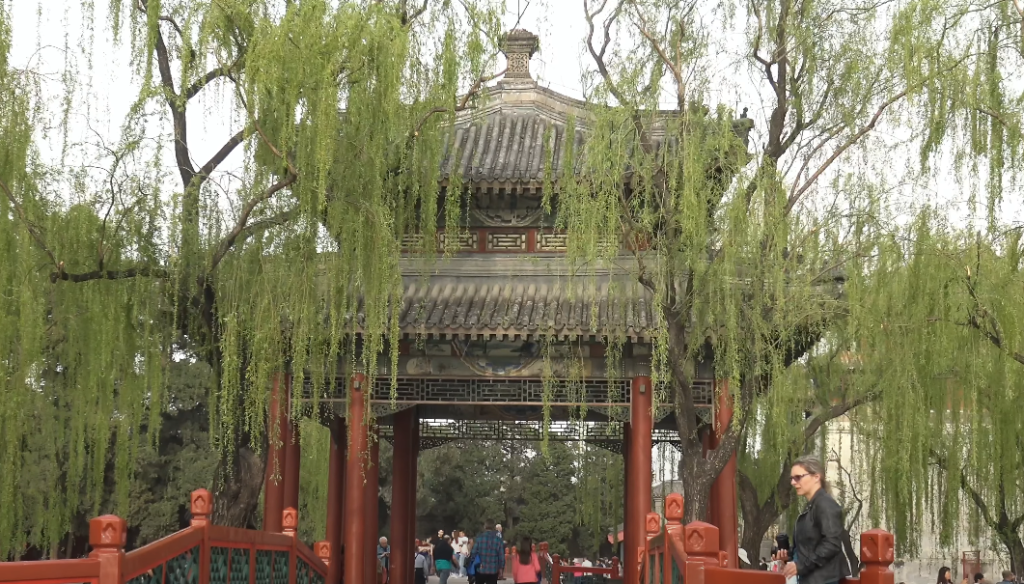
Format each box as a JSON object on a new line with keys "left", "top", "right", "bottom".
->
{"left": 412, "top": 68, "right": 506, "bottom": 137}
{"left": 786, "top": 89, "right": 907, "bottom": 214}
{"left": 210, "top": 173, "right": 298, "bottom": 270}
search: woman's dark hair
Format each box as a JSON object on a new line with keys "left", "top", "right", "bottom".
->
{"left": 518, "top": 537, "right": 533, "bottom": 565}
{"left": 938, "top": 567, "right": 952, "bottom": 584}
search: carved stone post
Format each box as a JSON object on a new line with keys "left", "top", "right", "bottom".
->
{"left": 316, "top": 541, "right": 332, "bottom": 568}
{"left": 683, "top": 522, "right": 722, "bottom": 584}
{"left": 89, "top": 515, "right": 126, "bottom": 584}
{"left": 191, "top": 489, "right": 213, "bottom": 584}
{"left": 859, "top": 530, "right": 895, "bottom": 584}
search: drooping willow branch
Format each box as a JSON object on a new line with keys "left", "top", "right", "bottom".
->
{"left": 0, "top": 176, "right": 58, "bottom": 268}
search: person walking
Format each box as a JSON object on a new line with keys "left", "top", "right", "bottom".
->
{"left": 780, "top": 455, "right": 851, "bottom": 584}
{"left": 473, "top": 521, "right": 505, "bottom": 584}
{"left": 457, "top": 531, "right": 470, "bottom": 577}
{"left": 378, "top": 537, "right": 391, "bottom": 584}
{"left": 415, "top": 548, "right": 429, "bottom": 584}
{"left": 434, "top": 535, "right": 457, "bottom": 584}
{"left": 512, "top": 537, "right": 541, "bottom": 584}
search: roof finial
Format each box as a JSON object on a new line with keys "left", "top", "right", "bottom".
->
{"left": 501, "top": 29, "right": 539, "bottom": 83}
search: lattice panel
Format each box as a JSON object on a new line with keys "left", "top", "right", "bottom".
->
{"left": 537, "top": 232, "right": 568, "bottom": 252}
{"left": 255, "top": 551, "right": 272, "bottom": 584}
{"left": 272, "top": 551, "right": 290, "bottom": 584}
{"left": 166, "top": 546, "right": 200, "bottom": 584}
{"left": 230, "top": 549, "right": 251, "bottom": 584}
{"left": 401, "top": 234, "right": 425, "bottom": 250}
{"left": 485, "top": 232, "right": 527, "bottom": 252}
{"left": 128, "top": 566, "right": 164, "bottom": 584}
{"left": 380, "top": 419, "right": 681, "bottom": 450}
{"left": 210, "top": 548, "right": 229, "bottom": 584}
{"left": 438, "top": 232, "right": 479, "bottom": 251}
{"left": 370, "top": 377, "right": 632, "bottom": 404}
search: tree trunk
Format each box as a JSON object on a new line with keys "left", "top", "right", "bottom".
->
{"left": 213, "top": 445, "right": 266, "bottom": 528}
{"left": 996, "top": 528, "right": 1024, "bottom": 580}
{"left": 678, "top": 454, "right": 716, "bottom": 524}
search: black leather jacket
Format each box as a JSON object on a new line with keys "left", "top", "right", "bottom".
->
{"left": 793, "top": 489, "right": 851, "bottom": 584}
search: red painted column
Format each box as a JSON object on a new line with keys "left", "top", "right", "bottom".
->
{"left": 622, "top": 422, "right": 630, "bottom": 559}
{"left": 703, "top": 427, "right": 721, "bottom": 527}
{"left": 344, "top": 374, "right": 369, "bottom": 584}
{"left": 326, "top": 415, "right": 347, "bottom": 584}
{"left": 407, "top": 409, "right": 419, "bottom": 550}
{"left": 284, "top": 376, "right": 302, "bottom": 517}
{"left": 391, "top": 409, "right": 417, "bottom": 584}
{"left": 365, "top": 429, "right": 381, "bottom": 584}
{"left": 710, "top": 380, "right": 739, "bottom": 568}
{"left": 263, "top": 374, "right": 287, "bottom": 532}
{"left": 624, "top": 376, "right": 653, "bottom": 584}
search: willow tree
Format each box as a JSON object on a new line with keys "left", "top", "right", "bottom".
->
{"left": 0, "top": 0, "right": 502, "bottom": 558}
{"left": 838, "top": 215, "right": 1024, "bottom": 572}
{"left": 549, "top": 0, "right": 1023, "bottom": 524}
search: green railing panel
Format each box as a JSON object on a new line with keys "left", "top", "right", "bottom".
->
{"left": 670, "top": 556, "right": 680, "bottom": 584}
{"left": 271, "top": 551, "right": 289, "bottom": 584}
{"left": 255, "top": 550, "right": 273, "bottom": 584}
{"left": 230, "top": 549, "right": 251, "bottom": 584}
{"left": 127, "top": 565, "right": 164, "bottom": 584}
{"left": 166, "top": 546, "right": 201, "bottom": 584}
{"left": 296, "top": 558, "right": 311, "bottom": 584}
{"left": 210, "top": 547, "right": 229, "bottom": 584}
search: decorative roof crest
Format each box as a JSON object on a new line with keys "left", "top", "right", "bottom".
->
{"left": 500, "top": 29, "right": 539, "bottom": 84}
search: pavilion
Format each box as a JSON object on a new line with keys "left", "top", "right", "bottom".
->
{"left": 260, "top": 29, "right": 748, "bottom": 584}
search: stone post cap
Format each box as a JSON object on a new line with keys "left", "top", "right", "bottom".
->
{"left": 89, "top": 515, "right": 127, "bottom": 550}
{"left": 501, "top": 29, "right": 539, "bottom": 80}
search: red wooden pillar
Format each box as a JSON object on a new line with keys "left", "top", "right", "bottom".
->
{"left": 391, "top": 409, "right": 418, "bottom": 584}
{"left": 326, "top": 415, "right": 347, "bottom": 584}
{"left": 624, "top": 376, "right": 653, "bottom": 584}
{"left": 365, "top": 428, "right": 381, "bottom": 584}
{"left": 709, "top": 380, "right": 738, "bottom": 568}
{"left": 703, "top": 426, "right": 720, "bottom": 527}
{"left": 407, "top": 409, "right": 419, "bottom": 548}
{"left": 264, "top": 374, "right": 287, "bottom": 532}
{"left": 344, "top": 374, "right": 369, "bottom": 584}
{"left": 622, "top": 422, "right": 630, "bottom": 561}
{"left": 284, "top": 376, "right": 302, "bottom": 518}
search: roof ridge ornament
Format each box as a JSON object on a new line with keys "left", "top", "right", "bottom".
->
{"left": 500, "top": 28, "right": 539, "bottom": 86}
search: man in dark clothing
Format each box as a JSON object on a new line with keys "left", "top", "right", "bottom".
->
{"left": 1000, "top": 571, "right": 1016, "bottom": 584}
{"left": 474, "top": 521, "right": 505, "bottom": 584}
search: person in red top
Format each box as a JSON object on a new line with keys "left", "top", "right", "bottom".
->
{"left": 512, "top": 537, "right": 541, "bottom": 584}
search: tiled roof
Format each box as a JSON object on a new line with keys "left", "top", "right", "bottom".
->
{"left": 439, "top": 106, "right": 755, "bottom": 184}
{"left": 388, "top": 275, "right": 655, "bottom": 340}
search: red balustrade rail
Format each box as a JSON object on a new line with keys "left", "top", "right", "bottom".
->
{"left": 2, "top": 490, "right": 329, "bottom": 584}
{"left": 642, "top": 493, "right": 896, "bottom": 584}
{"left": 549, "top": 554, "right": 619, "bottom": 584}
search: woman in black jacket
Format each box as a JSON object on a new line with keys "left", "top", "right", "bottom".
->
{"left": 780, "top": 455, "right": 851, "bottom": 584}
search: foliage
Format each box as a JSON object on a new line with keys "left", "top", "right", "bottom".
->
{"left": 0, "top": 0, "right": 502, "bottom": 556}
{"left": 841, "top": 216, "right": 1024, "bottom": 569}
{"left": 547, "top": 0, "right": 1024, "bottom": 525}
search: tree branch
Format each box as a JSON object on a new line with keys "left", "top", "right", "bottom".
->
{"left": 184, "top": 54, "right": 245, "bottom": 101}
{"left": 49, "top": 265, "right": 170, "bottom": 284}
{"left": 210, "top": 173, "right": 298, "bottom": 270}
{"left": 1, "top": 176, "right": 58, "bottom": 268}
{"left": 411, "top": 69, "right": 506, "bottom": 137}
{"left": 786, "top": 89, "right": 906, "bottom": 214}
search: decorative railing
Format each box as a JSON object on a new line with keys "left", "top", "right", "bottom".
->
{"left": 642, "top": 493, "right": 895, "bottom": 584}
{"left": 1, "top": 490, "right": 329, "bottom": 584}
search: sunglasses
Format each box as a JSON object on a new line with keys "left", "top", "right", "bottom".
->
{"left": 791, "top": 472, "right": 814, "bottom": 484}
